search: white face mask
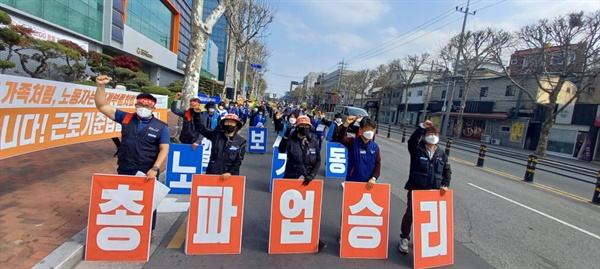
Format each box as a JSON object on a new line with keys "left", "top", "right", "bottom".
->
{"left": 335, "top": 118, "right": 342, "bottom": 123}
{"left": 219, "top": 106, "right": 224, "bottom": 110}
{"left": 425, "top": 135, "right": 439, "bottom": 145}
{"left": 136, "top": 107, "right": 152, "bottom": 119}
{"left": 362, "top": 131, "right": 374, "bottom": 140}
{"left": 208, "top": 108, "right": 215, "bottom": 113}
{"left": 289, "top": 118, "right": 297, "bottom": 124}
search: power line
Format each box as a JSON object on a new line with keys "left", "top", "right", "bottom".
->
{"left": 267, "top": 72, "right": 304, "bottom": 79}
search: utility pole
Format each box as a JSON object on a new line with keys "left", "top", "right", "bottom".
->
{"left": 441, "top": 0, "right": 475, "bottom": 138}
{"left": 335, "top": 59, "right": 347, "bottom": 106}
{"left": 421, "top": 60, "right": 436, "bottom": 123}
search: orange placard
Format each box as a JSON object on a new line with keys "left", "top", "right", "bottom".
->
{"left": 269, "top": 179, "right": 323, "bottom": 254}
{"left": 340, "top": 181, "right": 390, "bottom": 259}
{"left": 0, "top": 74, "right": 168, "bottom": 159}
{"left": 412, "top": 190, "right": 454, "bottom": 269}
{"left": 186, "top": 174, "right": 246, "bottom": 255}
{"left": 85, "top": 174, "right": 155, "bottom": 261}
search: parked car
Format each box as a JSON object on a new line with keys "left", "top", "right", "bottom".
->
{"left": 333, "top": 105, "right": 369, "bottom": 121}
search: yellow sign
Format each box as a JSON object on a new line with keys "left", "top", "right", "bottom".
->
{"left": 510, "top": 122, "right": 525, "bottom": 142}
{"left": 430, "top": 116, "right": 442, "bottom": 130}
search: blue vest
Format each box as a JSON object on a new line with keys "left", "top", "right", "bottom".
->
{"left": 202, "top": 112, "right": 219, "bottom": 129}
{"left": 347, "top": 137, "right": 378, "bottom": 182}
{"left": 117, "top": 114, "right": 166, "bottom": 172}
{"left": 325, "top": 123, "right": 336, "bottom": 141}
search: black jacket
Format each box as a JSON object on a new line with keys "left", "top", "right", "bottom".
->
{"left": 404, "top": 126, "right": 452, "bottom": 191}
{"left": 278, "top": 132, "right": 321, "bottom": 180}
{"left": 196, "top": 122, "right": 246, "bottom": 175}
{"left": 321, "top": 118, "right": 341, "bottom": 142}
{"left": 171, "top": 101, "right": 203, "bottom": 144}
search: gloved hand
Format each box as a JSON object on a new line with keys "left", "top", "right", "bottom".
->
{"left": 302, "top": 174, "right": 314, "bottom": 186}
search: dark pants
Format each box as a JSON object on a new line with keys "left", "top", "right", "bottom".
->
{"left": 400, "top": 191, "right": 413, "bottom": 240}
{"left": 118, "top": 167, "right": 158, "bottom": 231}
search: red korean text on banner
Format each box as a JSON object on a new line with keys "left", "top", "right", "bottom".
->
{"left": 269, "top": 179, "right": 323, "bottom": 254}
{"left": 85, "top": 174, "right": 155, "bottom": 261}
{"left": 340, "top": 181, "right": 390, "bottom": 259}
{"left": 412, "top": 190, "right": 454, "bottom": 269}
{"left": 186, "top": 174, "right": 246, "bottom": 255}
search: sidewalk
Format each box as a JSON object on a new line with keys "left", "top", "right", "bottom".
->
{"left": 0, "top": 113, "right": 180, "bottom": 269}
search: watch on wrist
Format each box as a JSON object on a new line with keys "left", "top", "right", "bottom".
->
{"left": 151, "top": 166, "right": 159, "bottom": 171}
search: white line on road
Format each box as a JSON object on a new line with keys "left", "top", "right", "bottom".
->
{"left": 468, "top": 183, "right": 600, "bottom": 240}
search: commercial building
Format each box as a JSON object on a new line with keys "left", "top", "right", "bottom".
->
{"left": 0, "top": 0, "right": 221, "bottom": 86}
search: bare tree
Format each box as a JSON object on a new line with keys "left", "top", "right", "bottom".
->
{"left": 246, "top": 39, "right": 271, "bottom": 100}
{"left": 224, "top": 0, "right": 275, "bottom": 99}
{"left": 374, "top": 59, "right": 401, "bottom": 122}
{"left": 490, "top": 11, "right": 600, "bottom": 157}
{"left": 440, "top": 28, "right": 508, "bottom": 138}
{"left": 181, "top": 0, "right": 234, "bottom": 107}
{"left": 398, "top": 53, "right": 430, "bottom": 127}
{"left": 344, "top": 69, "right": 376, "bottom": 107}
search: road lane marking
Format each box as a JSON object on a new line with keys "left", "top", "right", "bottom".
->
{"left": 468, "top": 183, "right": 600, "bottom": 240}
{"left": 167, "top": 215, "right": 188, "bottom": 249}
{"left": 447, "top": 156, "right": 591, "bottom": 203}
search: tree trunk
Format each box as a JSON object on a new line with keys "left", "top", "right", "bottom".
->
{"left": 534, "top": 84, "right": 561, "bottom": 157}
{"left": 401, "top": 88, "right": 409, "bottom": 127}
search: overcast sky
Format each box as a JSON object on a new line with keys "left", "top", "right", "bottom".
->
{"left": 259, "top": 0, "right": 600, "bottom": 97}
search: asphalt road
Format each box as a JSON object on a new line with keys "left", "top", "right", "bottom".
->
{"left": 75, "top": 122, "right": 600, "bottom": 268}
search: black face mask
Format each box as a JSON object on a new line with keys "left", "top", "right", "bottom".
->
{"left": 297, "top": 127, "right": 309, "bottom": 136}
{"left": 223, "top": 125, "right": 236, "bottom": 133}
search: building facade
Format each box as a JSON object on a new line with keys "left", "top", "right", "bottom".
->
{"left": 1, "top": 0, "right": 223, "bottom": 86}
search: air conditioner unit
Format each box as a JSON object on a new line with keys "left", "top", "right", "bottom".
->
{"left": 491, "top": 138, "right": 501, "bottom": 145}
{"left": 480, "top": 135, "right": 491, "bottom": 143}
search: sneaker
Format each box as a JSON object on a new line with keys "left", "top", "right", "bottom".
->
{"left": 399, "top": 238, "right": 409, "bottom": 254}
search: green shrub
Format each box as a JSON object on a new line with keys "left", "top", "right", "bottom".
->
{"left": 140, "top": 86, "right": 170, "bottom": 95}
{"left": 0, "top": 10, "right": 10, "bottom": 25}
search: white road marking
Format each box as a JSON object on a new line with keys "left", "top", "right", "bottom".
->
{"left": 468, "top": 183, "right": 600, "bottom": 240}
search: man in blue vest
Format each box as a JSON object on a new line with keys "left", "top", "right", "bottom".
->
{"left": 337, "top": 116, "right": 381, "bottom": 190}
{"left": 94, "top": 75, "right": 170, "bottom": 230}
{"left": 202, "top": 101, "right": 220, "bottom": 129}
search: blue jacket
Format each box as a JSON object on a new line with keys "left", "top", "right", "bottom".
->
{"left": 201, "top": 111, "right": 220, "bottom": 129}
{"left": 347, "top": 137, "right": 379, "bottom": 182}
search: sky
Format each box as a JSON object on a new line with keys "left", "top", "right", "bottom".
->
{"left": 259, "top": 0, "right": 600, "bottom": 97}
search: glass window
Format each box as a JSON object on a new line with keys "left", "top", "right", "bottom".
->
{"left": 480, "top": 87, "right": 488, "bottom": 97}
{"left": 441, "top": 90, "right": 446, "bottom": 99}
{"left": 505, "top": 85, "right": 515, "bottom": 96}
{"left": 417, "top": 90, "right": 423, "bottom": 96}
{"left": 126, "top": 0, "right": 172, "bottom": 49}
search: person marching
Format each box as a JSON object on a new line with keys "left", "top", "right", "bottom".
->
{"left": 195, "top": 113, "right": 247, "bottom": 179}
{"left": 278, "top": 115, "right": 321, "bottom": 185}
{"left": 322, "top": 113, "right": 343, "bottom": 143}
{"left": 310, "top": 110, "right": 327, "bottom": 150}
{"left": 171, "top": 92, "right": 204, "bottom": 149}
{"left": 94, "top": 75, "right": 170, "bottom": 230}
{"left": 202, "top": 101, "right": 220, "bottom": 130}
{"left": 337, "top": 116, "right": 381, "bottom": 190}
{"left": 398, "top": 120, "right": 451, "bottom": 254}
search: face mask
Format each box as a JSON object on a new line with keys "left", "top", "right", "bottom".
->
{"left": 223, "top": 125, "right": 236, "bottom": 133}
{"left": 219, "top": 106, "right": 224, "bottom": 110}
{"left": 259, "top": 112, "right": 263, "bottom": 115}
{"left": 335, "top": 118, "right": 342, "bottom": 123}
{"left": 425, "top": 135, "right": 439, "bottom": 145}
{"left": 297, "top": 127, "right": 309, "bottom": 136}
{"left": 289, "top": 118, "right": 297, "bottom": 124}
{"left": 136, "top": 107, "right": 152, "bottom": 119}
{"left": 208, "top": 108, "right": 215, "bottom": 113}
{"left": 253, "top": 108, "right": 258, "bottom": 112}
{"left": 362, "top": 131, "right": 374, "bottom": 140}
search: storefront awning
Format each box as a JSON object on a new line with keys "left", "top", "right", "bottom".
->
{"left": 364, "top": 101, "right": 379, "bottom": 109}
{"left": 432, "top": 112, "right": 511, "bottom": 120}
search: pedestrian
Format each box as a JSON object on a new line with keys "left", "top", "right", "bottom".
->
{"left": 171, "top": 92, "right": 203, "bottom": 149}
{"left": 250, "top": 106, "right": 266, "bottom": 128}
{"left": 278, "top": 115, "right": 321, "bottom": 183}
{"left": 202, "top": 101, "right": 220, "bottom": 129}
{"left": 398, "top": 120, "right": 451, "bottom": 254}
{"left": 217, "top": 101, "right": 228, "bottom": 118}
{"left": 336, "top": 116, "right": 381, "bottom": 190}
{"left": 94, "top": 75, "right": 170, "bottom": 231}
{"left": 311, "top": 110, "right": 326, "bottom": 150}
{"left": 323, "top": 113, "right": 343, "bottom": 142}
{"left": 277, "top": 115, "right": 325, "bottom": 251}
{"left": 195, "top": 113, "right": 247, "bottom": 179}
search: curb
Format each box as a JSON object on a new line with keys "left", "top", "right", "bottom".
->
{"left": 32, "top": 228, "right": 87, "bottom": 269}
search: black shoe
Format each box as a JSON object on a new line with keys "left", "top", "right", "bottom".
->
{"left": 318, "top": 240, "right": 327, "bottom": 252}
